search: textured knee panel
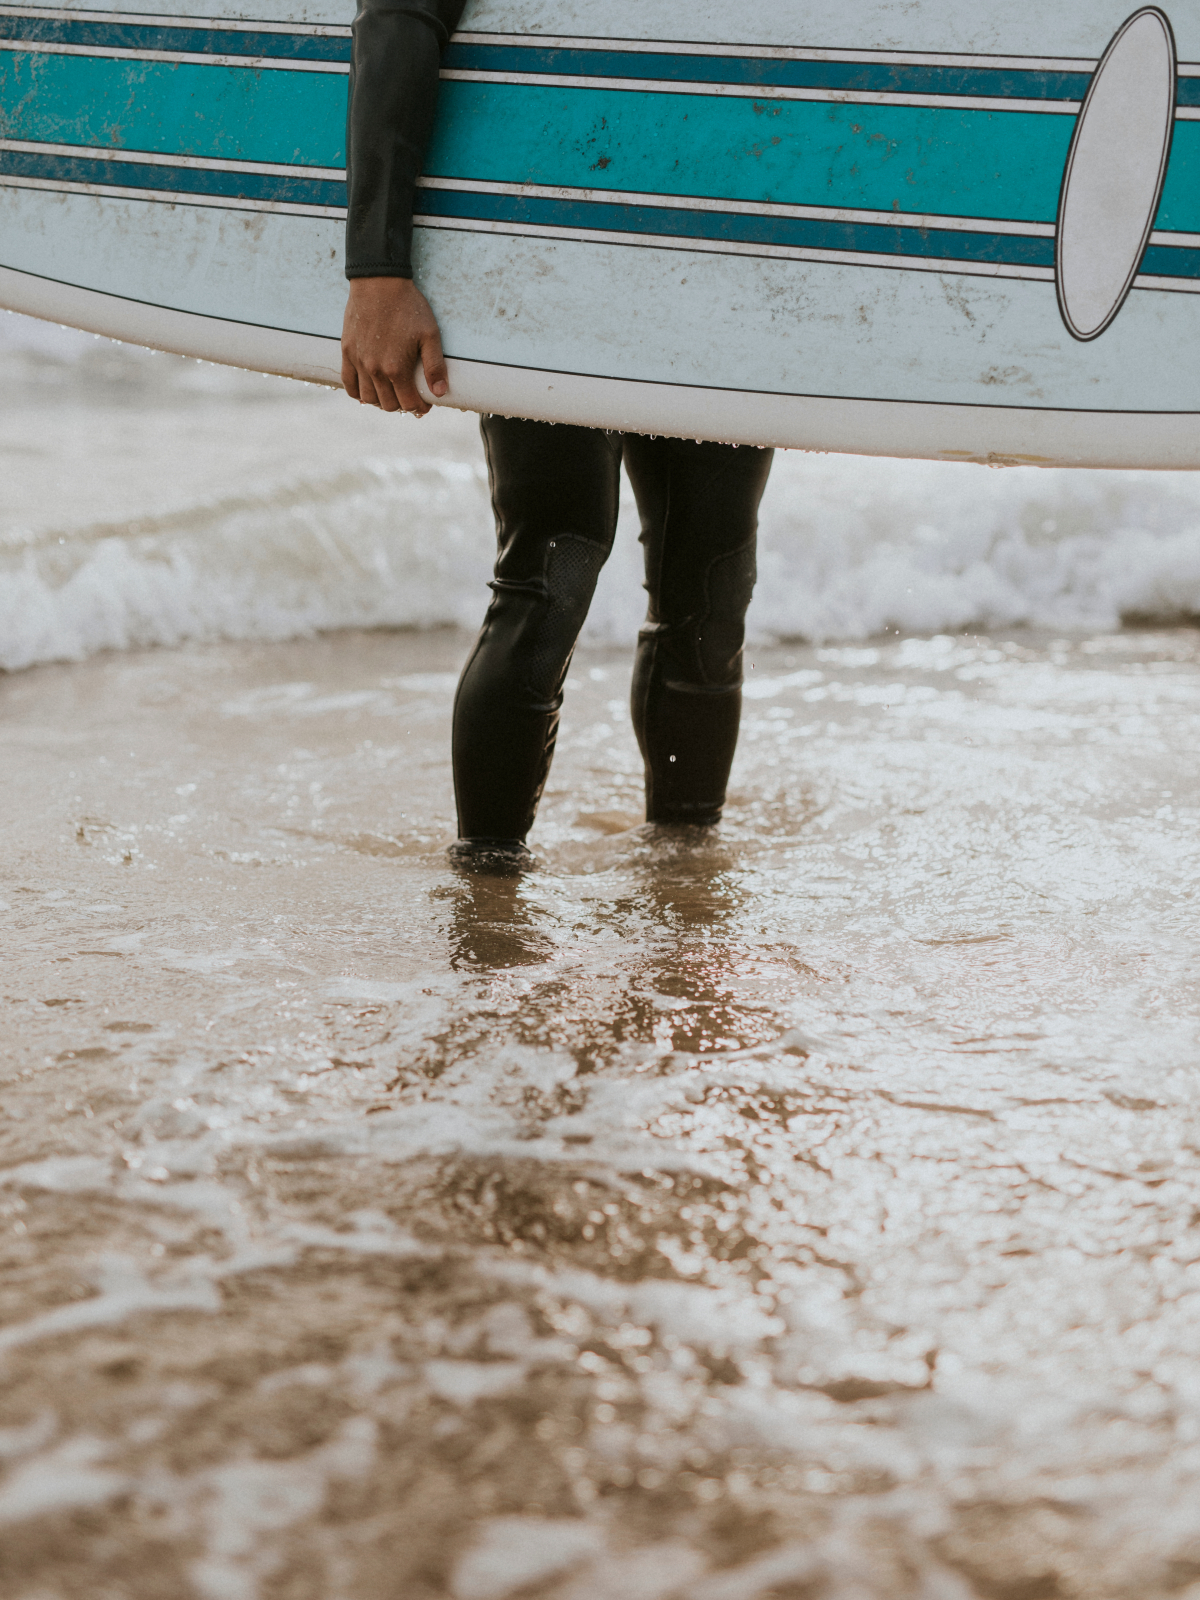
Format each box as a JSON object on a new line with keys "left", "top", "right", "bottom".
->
{"left": 695, "top": 538, "right": 758, "bottom": 686}
{"left": 521, "top": 535, "right": 609, "bottom": 703}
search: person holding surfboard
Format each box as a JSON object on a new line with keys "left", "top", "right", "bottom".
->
{"left": 341, "top": 0, "right": 773, "bottom": 866}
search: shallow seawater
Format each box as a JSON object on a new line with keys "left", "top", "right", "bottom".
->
{"left": 3, "top": 623, "right": 1200, "bottom": 1599}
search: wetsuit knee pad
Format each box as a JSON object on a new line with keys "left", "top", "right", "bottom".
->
{"left": 640, "top": 540, "right": 757, "bottom": 694}
{"left": 516, "top": 534, "right": 609, "bottom": 702}
{"left": 694, "top": 539, "right": 757, "bottom": 685}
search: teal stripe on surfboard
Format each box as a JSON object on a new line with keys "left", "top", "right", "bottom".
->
{"left": 426, "top": 82, "right": 1076, "bottom": 224}
{"left": 4, "top": 42, "right": 1200, "bottom": 238}
{"left": 1159, "top": 122, "right": 1200, "bottom": 231}
{"left": 1, "top": 52, "right": 1073, "bottom": 219}
{"left": 0, "top": 47, "right": 345, "bottom": 167}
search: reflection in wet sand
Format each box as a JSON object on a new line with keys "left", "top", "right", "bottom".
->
{"left": 3, "top": 628, "right": 1200, "bottom": 1598}
{"left": 444, "top": 874, "right": 558, "bottom": 972}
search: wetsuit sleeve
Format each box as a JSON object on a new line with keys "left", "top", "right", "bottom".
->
{"left": 344, "top": 0, "right": 467, "bottom": 279}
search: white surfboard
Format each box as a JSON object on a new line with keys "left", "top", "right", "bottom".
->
{"left": 3, "top": 1, "right": 1200, "bottom": 466}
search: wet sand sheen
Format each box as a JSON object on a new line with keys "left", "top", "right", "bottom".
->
{"left": 2, "top": 625, "right": 1200, "bottom": 1598}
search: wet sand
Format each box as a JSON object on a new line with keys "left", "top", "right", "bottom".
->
{"left": 3, "top": 624, "right": 1200, "bottom": 1599}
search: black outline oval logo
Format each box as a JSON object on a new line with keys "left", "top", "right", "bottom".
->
{"left": 1055, "top": 7, "right": 1177, "bottom": 342}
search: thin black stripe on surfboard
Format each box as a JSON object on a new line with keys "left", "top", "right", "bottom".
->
{"left": 0, "top": 12, "right": 350, "bottom": 60}
{"left": 413, "top": 185, "right": 1058, "bottom": 269}
{"left": 4, "top": 15, "right": 1200, "bottom": 107}
{"left": 441, "top": 42, "right": 1093, "bottom": 100}
{"left": 0, "top": 147, "right": 345, "bottom": 205}
{"left": 5, "top": 250, "right": 1198, "bottom": 412}
{"left": 6, "top": 145, "right": 1200, "bottom": 283}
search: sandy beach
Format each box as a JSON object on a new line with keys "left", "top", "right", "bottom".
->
{"left": 4, "top": 613, "right": 1200, "bottom": 1598}
{"left": 5, "top": 312, "right": 1200, "bottom": 1597}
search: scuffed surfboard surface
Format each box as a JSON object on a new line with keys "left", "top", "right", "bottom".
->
{"left": 3, "top": 0, "right": 1200, "bottom": 464}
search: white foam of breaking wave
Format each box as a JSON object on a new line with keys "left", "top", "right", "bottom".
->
{"left": 0, "top": 458, "right": 494, "bottom": 672}
{"left": 9, "top": 446, "right": 1200, "bottom": 672}
{"left": 750, "top": 456, "right": 1200, "bottom": 642}
{"left": 6, "top": 313, "right": 1200, "bottom": 669}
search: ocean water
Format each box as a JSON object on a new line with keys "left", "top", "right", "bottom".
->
{"left": 5, "top": 309, "right": 1200, "bottom": 1599}
{"left": 6, "top": 307, "right": 1200, "bottom": 672}
{"left": 5, "top": 621, "right": 1200, "bottom": 1599}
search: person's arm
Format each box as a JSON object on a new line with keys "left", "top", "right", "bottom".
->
{"left": 341, "top": 0, "right": 466, "bottom": 413}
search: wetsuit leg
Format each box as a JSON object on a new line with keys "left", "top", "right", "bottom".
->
{"left": 452, "top": 416, "right": 623, "bottom": 844}
{"left": 623, "top": 436, "right": 774, "bottom": 825}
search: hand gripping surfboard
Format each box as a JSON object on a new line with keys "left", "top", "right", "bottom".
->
{"left": 2, "top": 0, "right": 1199, "bottom": 466}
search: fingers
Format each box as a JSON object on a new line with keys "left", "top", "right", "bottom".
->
{"left": 341, "top": 343, "right": 361, "bottom": 400}
{"left": 421, "top": 327, "right": 449, "bottom": 400}
{"left": 340, "top": 277, "right": 447, "bottom": 415}
{"left": 387, "top": 363, "right": 431, "bottom": 417}
{"left": 343, "top": 354, "right": 401, "bottom": 411}
{"left": 362, "top": 367, "right": 405, "bottom": 412}
{"left": 343, "top": 334, "right": 429, "bottom": 413}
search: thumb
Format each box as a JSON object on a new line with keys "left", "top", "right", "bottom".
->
{"left": 421, "top": 325, "right": 449, "bottom": 399}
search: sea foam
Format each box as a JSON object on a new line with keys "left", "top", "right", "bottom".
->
{"left": 4, "top": 310, "right": 1200, "bottom": 672}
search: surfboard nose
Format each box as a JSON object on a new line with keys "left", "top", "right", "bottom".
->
{"left": 1055, "top": 6, "right": 1177, "bottom": 341}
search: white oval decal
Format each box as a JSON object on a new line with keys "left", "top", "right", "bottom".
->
{"left": 1056, "top": 7, "right": 1177, "bottom": 342}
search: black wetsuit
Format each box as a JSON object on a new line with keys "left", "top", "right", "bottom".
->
{"left": 346, "top": 0, "right": 774, "bottom": 844}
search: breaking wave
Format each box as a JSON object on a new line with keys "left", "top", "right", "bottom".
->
{"left": 4, "top": 310, "right": 1200, "bottom": 672}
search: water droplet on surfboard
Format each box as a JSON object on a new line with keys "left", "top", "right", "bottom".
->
{"left": 1056, "top": 7, "right": 1177, "bottom": 341}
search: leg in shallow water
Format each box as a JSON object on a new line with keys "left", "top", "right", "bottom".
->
{"left": 452, "top": 416, "right": 623, "bottom": 847}
{"left": 623, "top": 435, "right": 774, "bottom": 825}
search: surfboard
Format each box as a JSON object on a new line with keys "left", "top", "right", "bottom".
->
{"left": 3, "top": 1, "right": 1200, "bottom": 466}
